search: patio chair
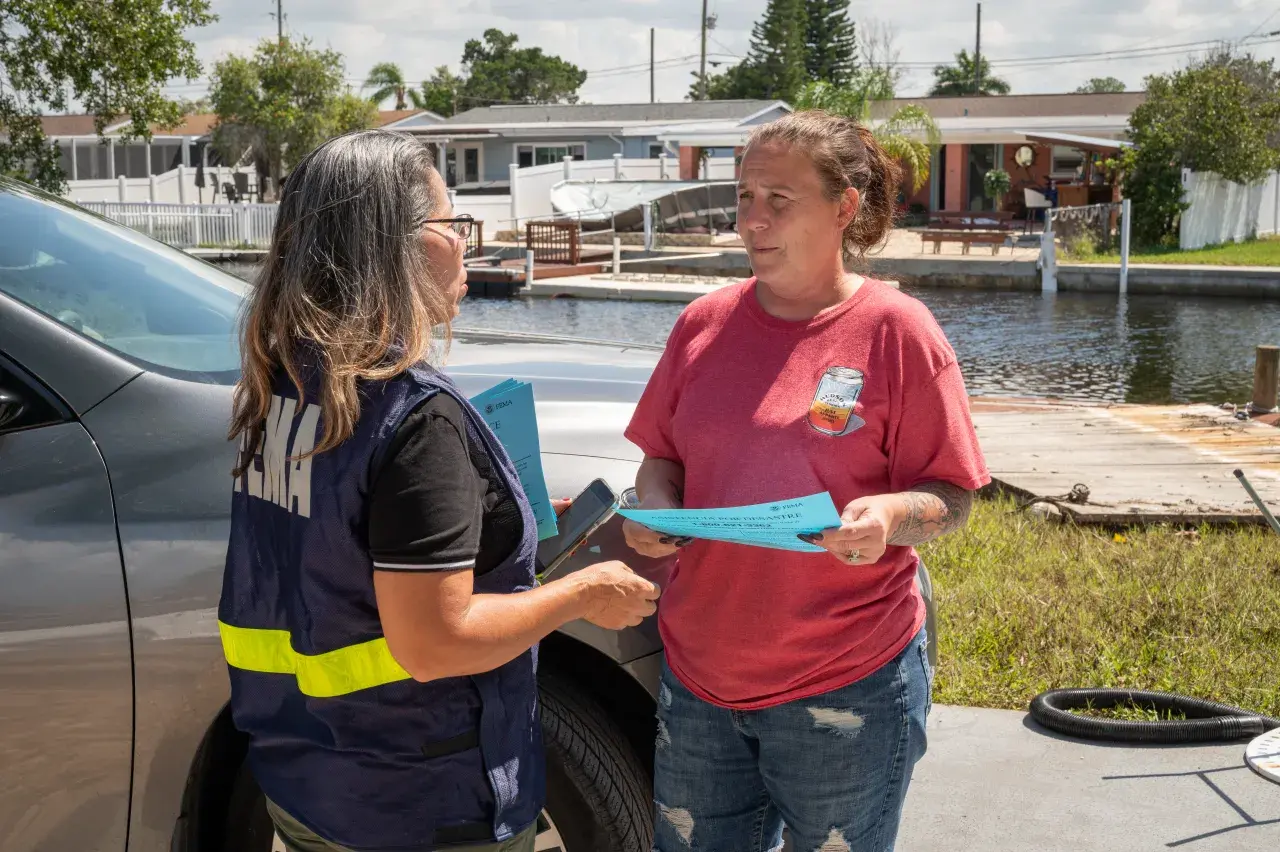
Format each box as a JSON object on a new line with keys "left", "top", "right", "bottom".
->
{"left": 1024, "top": 188, "right": 1052, "bottom": 233}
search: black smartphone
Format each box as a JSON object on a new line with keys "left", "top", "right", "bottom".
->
{"left": 536, "top": 478, "right": 619, "bottom": 580}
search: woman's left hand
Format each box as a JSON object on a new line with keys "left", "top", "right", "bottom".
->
{"left": 552, "top": 498, "right": 572, "bottom": 517}
{"left": 802, "top": 495, "right": 899, "bottom": 566}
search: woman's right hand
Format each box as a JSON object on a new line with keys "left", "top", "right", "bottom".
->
{"left": 575, "top": 561, "right": 661, "bottom": 630}
{"left": 621, "top": 456, "right": 691, "bottom": 559}
{"left": 622, "top": 520, "right": 685, "bottom": 559}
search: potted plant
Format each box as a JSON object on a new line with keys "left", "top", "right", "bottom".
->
{"left": 984, "top": 168, "right": 1013, "bottom": 210}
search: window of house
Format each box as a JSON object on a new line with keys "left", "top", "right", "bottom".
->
{"left": 515, "top": 143, "right": 586, "bottom": 169}
{"left": 648, "top": 143, "right": 667, "bottom": 159}
{"left": 1051, "top": 145, "right": 1086, "bottom": 179}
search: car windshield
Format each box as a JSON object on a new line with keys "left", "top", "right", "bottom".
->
{"left": 0, "top": 181, "right": 246, "bottom": 384}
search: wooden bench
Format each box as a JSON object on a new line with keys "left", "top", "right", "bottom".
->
{"left": 932, "top": 210, "right": 1016, "bottom": 230}
{"left": 920, "top": 230, "right": 1011, "bottom": 255}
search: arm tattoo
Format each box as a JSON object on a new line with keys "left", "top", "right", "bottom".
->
{"left": 668, "top": 479, "right": 685, "bottom": 505}
{"left": 887, "top": 481, "right": 973, "bottom": 546}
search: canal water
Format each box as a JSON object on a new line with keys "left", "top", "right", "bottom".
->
{"left": 456, "top": 288, "right": 1280, "bottom": 405}
{"left": 222, "top": 265, "right": 1279, "bottom": 405}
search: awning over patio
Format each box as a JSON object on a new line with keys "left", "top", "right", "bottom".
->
{"left": 1017, "top": 131, "right": 1133, "bottom": 153}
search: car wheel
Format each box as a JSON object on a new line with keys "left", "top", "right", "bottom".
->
{"left": 221, "top": 761, "right": 277, "bottom": 852}
{"left": 539, "top": 673, "right": 654, "bottom": 852}
{"left": 222, "top": 676, "right": 654, "bottom": 852}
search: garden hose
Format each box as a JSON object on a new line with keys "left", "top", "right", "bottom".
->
{"left": 1027, "top": 468, "right": 1280, "bottom": 791}
{"left": 1029, "top": 688, "right": 1280, "bottom": 744}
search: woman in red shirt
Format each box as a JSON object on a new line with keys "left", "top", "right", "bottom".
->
{"left": 623, "top": 111, "right": 990, "bottom": 852}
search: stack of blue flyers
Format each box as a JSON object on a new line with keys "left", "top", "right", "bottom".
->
{"left": 616, "top": 492, "right": 842, "bottom": 553}
{"left": 469, "top": 380, "right": 558, "bottom": 541}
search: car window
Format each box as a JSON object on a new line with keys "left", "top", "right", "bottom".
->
{"left": 0, "top": 182, "right": 246, "bottom": 385}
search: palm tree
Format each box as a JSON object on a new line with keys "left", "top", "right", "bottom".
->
{"left": 793, "top": 79, "right": 941, "bottom": 191}
{"left": 365, "top": 62, "right": 409, "bottom": 111}
{"left": 929, "top": 49, "right": 1010, "bottom": 96}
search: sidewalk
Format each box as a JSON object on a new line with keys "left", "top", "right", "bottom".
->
{"left": 898, "top": 705, "right": 1279, "bottom": 851}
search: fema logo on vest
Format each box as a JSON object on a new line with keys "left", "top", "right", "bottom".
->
{"left": 235, "top": 394, "right": 322, "bottom": 517}
{"left": 807, "top": 366, "right": 866, "bottom": 436}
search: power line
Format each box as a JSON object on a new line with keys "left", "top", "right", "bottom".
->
{"left": 890, "top": 31, "right": 1280, "bottom": 69}
{"left": 161, "top": 28, "right": 1280, "bottom": 99}
{"left": 1245, "top": 4, "right": 1280, "bottom": 39}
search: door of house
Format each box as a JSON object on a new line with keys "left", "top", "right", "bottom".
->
{"left": 967, "top": 144, "right": 997, "bottom": 211}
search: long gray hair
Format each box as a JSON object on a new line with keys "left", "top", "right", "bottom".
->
{"left": 229, "top": 129, "right": 452, "bottom": 473}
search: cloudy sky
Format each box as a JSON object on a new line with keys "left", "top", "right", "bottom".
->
{"left": 165, "top": 0, "right": 1280, "bottom": 107}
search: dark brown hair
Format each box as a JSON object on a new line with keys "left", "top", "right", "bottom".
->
{"left": 744, "top": 109, "right": 903, "bottom": 265}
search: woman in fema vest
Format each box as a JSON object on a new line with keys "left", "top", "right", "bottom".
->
{"left": 219, "top": 130, "right": 660, "bottom": 852}
{"left": 623, "top": 111, "right": 991, "bottom": 852}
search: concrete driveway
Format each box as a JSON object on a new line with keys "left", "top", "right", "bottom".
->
{"left": 898, "top": 705, "right": 1280, "bottom": 851}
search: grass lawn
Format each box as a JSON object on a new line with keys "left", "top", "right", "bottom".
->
{"left": 1081, "top": 236, "right": 1280, "bottom": 266}
{"left": 919, "top": 496, "right": 1280, "bottom": 718}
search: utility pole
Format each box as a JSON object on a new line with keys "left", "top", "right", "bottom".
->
{"left": 699, "top": 0, "right": 709, "bottom": 100}
{"left": 974, "top": 2, "right": 982, "bottom": 95}
{"left": 650, "top": 28, "right": 656, "bottom": 103}
{"left": 277, "top": 0, "right": 284, "bottom": 45}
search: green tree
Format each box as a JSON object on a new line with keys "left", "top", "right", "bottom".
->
{"left": 804, "top": 0, "right": 858, "bottom": 86}
{"left": 1076, "top": 76, "right": 1126, "bottom": 94}
{"left": 0, "top": 0, "right": 214, "bottom": 193}
{"left": 793, "top": 80, "right": 941, "bottom": 191}
{"left": 411, "top": 66, "right": 464, "bottom": 117}
{"left": 365, "top": 62, "right": 409, "bottom": 110}
{"left": 929, "top": 49, "right": 1010, "bottom": 96}
{"left": 746, "top": 0, "right": 808, "bottom": 101}
{"left": 458, "top": 29, "right": 586, "bottom": 110}
{"left": 1122, "top": 53, "right": 1280, "bottom": 245}
{"left": 1130, "top": 56, "right": 1280, "bottom": 184}
{"left": 209, "top": 37, "right": 377, "bottom": 199}
{"left": 688, "top": 62, "right": 762, "bottom": 101}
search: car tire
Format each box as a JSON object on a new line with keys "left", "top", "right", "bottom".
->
{"left": 222, "top": 760, "right": 277, "bottom": 852}
{"left": 219, "top": 676, "right": 655, "bottom": 852}
{"left": 540, "top": 673, "right": 654, "bottom": 852}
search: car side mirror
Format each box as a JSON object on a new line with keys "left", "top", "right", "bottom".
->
{"left": 0, "top": 387, "right": 26, "bottom": 430}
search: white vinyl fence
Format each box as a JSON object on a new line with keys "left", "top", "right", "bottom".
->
{"left": 449, "top": 193, "right": 511, "bottom": 242}
{"left": 80, "top": 201, "right": 277, "bottom": 249}
{"left": 66, "top": 166, "right": 256, "bottom": 205}
{"left": 1180, "top": 169, "right": 1280, "bottom": 250}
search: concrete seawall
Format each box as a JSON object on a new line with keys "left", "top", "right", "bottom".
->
{"left": 621, "top": 251, "right": 1280, "bottom": 298}
{"left": 1057, "top": 263, "right": 1280, "bottom": 297}
{"left": 196, "top": 247, "right": 1280, "bottom": 299}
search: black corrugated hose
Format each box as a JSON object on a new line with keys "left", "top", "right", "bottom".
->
{"left": 1029, "top": 688, "right": 1280, "bottom": 744}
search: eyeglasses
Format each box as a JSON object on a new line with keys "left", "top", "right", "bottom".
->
{"left": 420, "top": 214, "right": 474, "bottom": 241}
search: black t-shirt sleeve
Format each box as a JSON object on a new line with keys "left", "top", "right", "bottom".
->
{"left": 368, "top": 394, "right": 484, "bottom": 572}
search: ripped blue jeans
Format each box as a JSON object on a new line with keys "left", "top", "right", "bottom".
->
{"left": 652, "top": 627, "right": 931, "bottom": 852}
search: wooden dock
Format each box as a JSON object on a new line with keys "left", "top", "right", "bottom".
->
{"left": 970, "top": 398, "right": 1280, "bottom": 524}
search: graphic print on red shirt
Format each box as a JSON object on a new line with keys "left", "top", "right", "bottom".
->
{"left": 625, "top": 277, "right": 990, "bottom": 710}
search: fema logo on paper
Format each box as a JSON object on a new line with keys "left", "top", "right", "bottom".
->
{"left": 485, "top": 404, "right": 494, "bottom": 415}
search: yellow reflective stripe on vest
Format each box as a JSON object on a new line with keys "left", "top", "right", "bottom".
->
{"left": 218, "top": 621, "right": 412, "bottom": 698}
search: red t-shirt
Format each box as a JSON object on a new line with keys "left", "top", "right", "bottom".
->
{"left": 625, "top": 278, "right": 990, "bottom": 710}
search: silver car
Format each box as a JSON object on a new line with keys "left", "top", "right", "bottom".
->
{"left": 0, "top": 180, "right": 935, "bottom": 852}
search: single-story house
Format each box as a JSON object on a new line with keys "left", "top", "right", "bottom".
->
{"left": 400, "top": 100, "right": 792, "bottom": 192}
{"left": 662, "top": 92, "right": 1146, "bottom": 218}
{"left": 42, "top": 109, "right": 445, "bottom": 183}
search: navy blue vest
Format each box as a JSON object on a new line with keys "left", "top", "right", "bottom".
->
{"left": 219, "top": 361, "right": 544, "bottom": 850}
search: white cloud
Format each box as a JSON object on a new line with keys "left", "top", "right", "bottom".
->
{"left": 168, "top": 0, "right": 1280, "bottom": 105}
